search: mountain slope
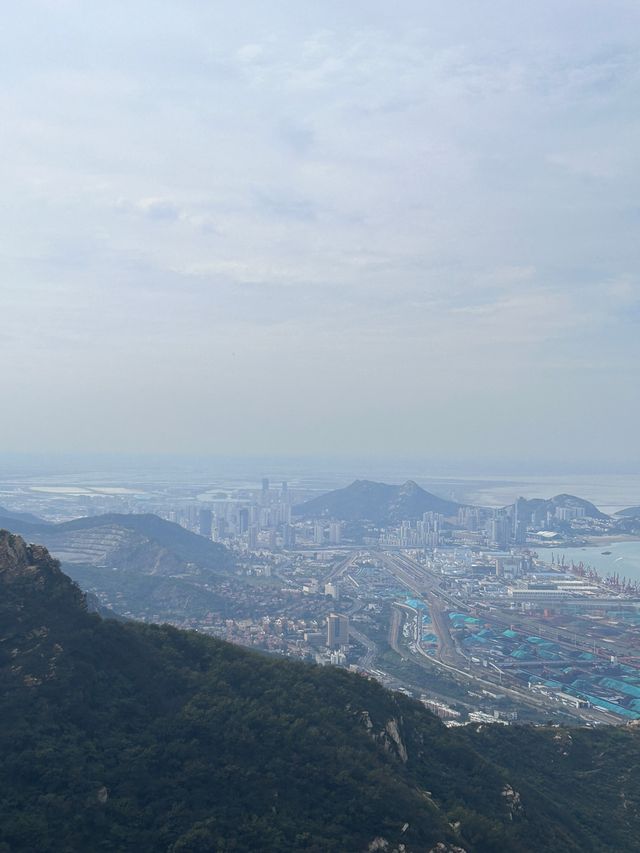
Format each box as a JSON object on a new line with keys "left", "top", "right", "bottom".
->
{"left": 616, "top": 506, "right": 640, "bottom": 518}
{"left": 514, "top": 494, "right": 608, "bottom": 523}
{"left": 0, "top": 504, "right": 49, "bottom": 525}
{"left": 294, "top": 480, "right": 460, "bottom": 524}
{"left": 0, "top": 531, "right": 464, "bottom": 852}
{"left": 0, "top": 512, "right": 233, "bottom": 575}
{"left": 3, "top": 531, "right": 640, "bottom": 851}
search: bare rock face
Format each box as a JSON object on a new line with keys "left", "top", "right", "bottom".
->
{"left": 358, "top": 708, "right": 409, "bottom": 763}
{"left": 0, "top": 529, "right": 85, "bottom": 599}
{"left": 502, "top": 784, "right": 524, "bottom": 819}
{"left": 360, "top": 709, "right": 374, "bottom": 730}
{"left": 383, "top": 717, "right": 409, "bottom": 763}
{"left": 0, "top": 530, "right": 36, "bottom": 577}
{"left": 0, "top": 531, "right": 87, "bottom": 688}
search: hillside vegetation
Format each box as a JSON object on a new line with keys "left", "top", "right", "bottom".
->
{"left": 294, "top": 480, "right": 460, "bottom": 525}
{"left": 2, "top": 531, "right": 640, "bottom": 852}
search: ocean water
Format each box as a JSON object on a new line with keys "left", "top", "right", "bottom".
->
{"left": 2, "top": 455, "right": 640, "bottom": 520}
{"left": 547, "top": 541, "right": 640, "bottom": 583}
{"left": 450, "top": 474, "right": 640, "bottom": 515}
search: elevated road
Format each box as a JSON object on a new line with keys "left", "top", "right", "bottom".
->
{"left": 349, "top": 624, "right": 377, "bottom": 670}
{"left": 324, "top": 552, "right": 362, "bottom": 584}
{"left": 375, "top": 549, "right": 623, "bottom": 724}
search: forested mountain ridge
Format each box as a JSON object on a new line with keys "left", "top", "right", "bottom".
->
{"left": 294, "top": 479, "right": 460, "bottom": 524}
{"left": 294, "top": 481, "right": 612, "bottom": 527}
{"left": 2, "top": 530, "right": 640, "bottom": 852}
{"left": 512, "top": 494, "right": 608, "bottom": 522}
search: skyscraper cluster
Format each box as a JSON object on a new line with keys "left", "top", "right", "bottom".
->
{"left": 202, "top": 478, "right": 297, "bottom": 551}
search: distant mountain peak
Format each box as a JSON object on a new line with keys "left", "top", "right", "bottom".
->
{"left": 512, "top": 493, "right": 608, "bottom": 521}
{"left": 294, "top": 478, "right": 459, "bottom": 524}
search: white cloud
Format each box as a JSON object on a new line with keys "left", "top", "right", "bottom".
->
{"left": 236, "top": 43, "right": 264, "bottom": 63}
{"left": 135, "top": 198, "right": 181, "bottom": 221}
{"left": 0, "top": 0, "right": 639, "bottom": 461}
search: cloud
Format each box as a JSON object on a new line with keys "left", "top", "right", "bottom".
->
{"left": 1, "top": 0, "right": 639, "bottom": 460}
{"left": 136, "top": 197, "right": 181, "bottom": 221}
{"left": 236, "top": 43, "right": 265, "bottom": 64}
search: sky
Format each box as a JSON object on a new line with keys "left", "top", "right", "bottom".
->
{"left": 1, "top": 1, "right": 639, "bottom": 468}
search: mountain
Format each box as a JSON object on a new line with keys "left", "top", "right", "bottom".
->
{"left": 3, "top": 530, "right": 640, "bottom": 852}
{"left": 294, "top": 480, "right": 460, "bottom": 525}
{"left": 616, "top": 506, "right": 640, "bottom": 518}
{"left": 514, "top": 494, "right": 608, "bottom": 523}
{"left": 0, "top": 512, "right": 233, "bottom": 575}
{"left": 612, "top": 507, "right": 640, "bottom": 535}
{"left": 0, "top": 513, "right": 235, "bottom": 622}
{"left": 0, "top": 504, "right": 49, "bottom": 525}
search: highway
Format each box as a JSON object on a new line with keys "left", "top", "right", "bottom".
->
{"left": 427, "top": 594, "right": 466, "bottom": 667}
{"left": 376, "top": 552, "right": 466, "bottom": 667}
{"left": 388, "top": 604, "right": 406, "bottom": 658}
{"left": 324, "top": 552, "right": 362, "bottom": 584}
{"left": 324, "top": 562, "right": 378, "bottom": 671}
{"left": 349, "top": 623, "right": 377, "bottom": 670}
{"left": 318, "top": 548, "right": 623, "bottom": 724}
{"left": 374, "top": 549, "right": 622, "bottom": 724}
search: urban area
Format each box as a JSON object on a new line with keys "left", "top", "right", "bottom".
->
{"left": 3, "top": 473, "right": 640, "bottom": 728}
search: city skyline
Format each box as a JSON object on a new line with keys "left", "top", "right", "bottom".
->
{"left": 4, "top": 4, "right": 640, "bottom": 845}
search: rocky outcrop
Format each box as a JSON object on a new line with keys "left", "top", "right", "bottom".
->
{"left": 358, "top": 709, "right": 409, "bottom": 763}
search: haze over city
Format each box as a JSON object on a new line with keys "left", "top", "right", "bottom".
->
{"left": 5, "top": 4, "right": 640, "bottom": 852}
{"left": 1, "top": 0, "right": 639, "bottom": 465}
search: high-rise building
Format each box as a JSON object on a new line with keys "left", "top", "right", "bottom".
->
{"left": 213, "top": 517, "right": 227, "bottom": 541}
{"left": 489, "top": 511, "right": 510, "bottom": 548}
{"left": 329, "top": 521, "right": 342, "bottom": 545}
{"left": 324, "top": 581, "right": 340, "bottom": 600}
{"left": 249, "top": 504, "right": 260, "bottom": 524}
{"left": 326, "top": 613, "right": 349, "bottom": 649}
{"left": 458, "top": 506, "right": 479, "bottom": 531}
{"left": 513, "top": 497, "right": 528, "bottom": 545}
{"left": 278, "top": 502, "right": 292, "bottom": 524}
{"left": 260, "top": 478, "right": 270, "bottom": 506}
{"left": 238, "top": 507, "right": 249, "bottom": 534}
{"left": 314, "top": 522, "right": 324, "bottom": 546}
{"left": 399, "top": 520, "right": 412, "bottom": 547}
{"left": 248, "top": 524, "right": 258, "bottom": 550}
{"left": 198, "top": 508, "right": 213, "bottom": 538}
{"left": 555, "top": 505, "right": 585, "bottom": 521}
{"left": 282, "top": 523, "right": 295, "bottom": 549}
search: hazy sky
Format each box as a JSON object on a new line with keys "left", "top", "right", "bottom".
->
{"left": 2, "top": 1, "right": 639, "bottom": 466}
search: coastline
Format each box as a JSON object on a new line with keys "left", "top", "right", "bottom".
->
{"left": 583, "top": 534, "right": 640, "bottom": 546}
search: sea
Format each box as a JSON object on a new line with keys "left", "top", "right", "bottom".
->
{"left": 0, "top": 454, "right": 639, "bottom": 507}
{"left": 547, "top": 541, "right": 640, "bottom": 585}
